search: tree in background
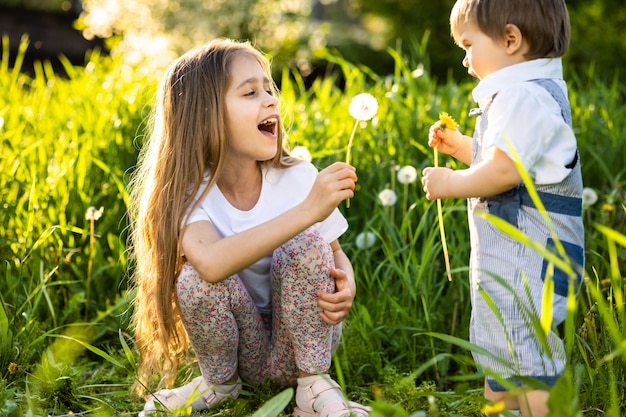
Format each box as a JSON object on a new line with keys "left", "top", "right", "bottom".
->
{"left": 351, "top": 0, "right": 464, "bottom": 79}
{"left": 566, "top": 0, "right": 626, "bottom": 78}
{"left": 77, "top": 0, "right": 343, "bottom": 76}
{"left": 353, "top": 0, "right": 626, "bottom": 81}
{"left": 76, "top": 0, "right": 623, "bottom": 82}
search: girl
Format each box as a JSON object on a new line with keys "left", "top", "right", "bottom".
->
{"left": 128, "top": 38, "right": 370, "bottom": 417}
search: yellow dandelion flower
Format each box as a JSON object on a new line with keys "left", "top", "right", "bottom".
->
{"left": 602, "top": 204, "right": 615, "bottom": 212}
{"left": 438, "top": 112, "right": 458, "bottom": 131}
{"left": 7, "top": 362, "right": 17, "bottom": 374}
{"left": 481, "top": 401, "right": 506, "bottom": 416}
{"left": 371, "top": 384, "right": 383, "bottom": 400}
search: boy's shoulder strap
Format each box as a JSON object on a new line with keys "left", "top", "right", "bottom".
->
{"left": 528, "top": 78, "right": 572, "bottom": 128}
{"left": 528, "top": 78, "right": 577, "bottom": 169}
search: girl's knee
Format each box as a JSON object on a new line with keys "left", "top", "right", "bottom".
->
{"left": 273, "top": 228, "right": 334, "bottom": 274}
{"left": 176, "top": 263, "right": 237, "bottom": 309}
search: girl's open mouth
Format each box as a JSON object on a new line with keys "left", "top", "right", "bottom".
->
{"left": 258, "top": 118, "right": 277, "bottom": 135}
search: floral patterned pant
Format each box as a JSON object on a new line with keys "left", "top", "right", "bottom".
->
{"left": 175, "top": 228, "right": 342, "bottom": 387}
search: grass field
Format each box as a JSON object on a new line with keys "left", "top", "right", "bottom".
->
{"left": 1, "top": 37, "right": 625, "bottom": 416}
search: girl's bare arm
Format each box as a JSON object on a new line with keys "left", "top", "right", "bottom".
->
{"left": 181, "top": 162, "right": 357, "bottom": 283}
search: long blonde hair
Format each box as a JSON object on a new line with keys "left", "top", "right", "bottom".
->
{"left": 128, "top": 38, "right": 295, "bottom": 396}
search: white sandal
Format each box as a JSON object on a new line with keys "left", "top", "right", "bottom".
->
{"left": 139, "top": 375, "right": 241, "bottom": 416}
{"left": 294, "top": 376, "right": 370, "bottom": 417}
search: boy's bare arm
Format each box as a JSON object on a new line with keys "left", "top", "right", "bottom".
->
{"left": 422, "top": 147, "right": 521, "bottom": 200}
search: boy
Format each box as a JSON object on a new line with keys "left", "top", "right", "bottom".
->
{"left": 421, "top": 1, "right": 584, "bottom": 416}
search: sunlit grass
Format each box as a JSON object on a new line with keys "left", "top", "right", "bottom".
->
{"left": 1, "top": 35, "right": 625, "bottom": 415}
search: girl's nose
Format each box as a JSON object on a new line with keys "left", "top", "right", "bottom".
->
{"left": 264, "top": 90, "right": 278, "bottom": 107}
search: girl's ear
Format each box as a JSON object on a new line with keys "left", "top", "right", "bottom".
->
{"left": 503, "top": 23, "right": 524, "bottom": 55}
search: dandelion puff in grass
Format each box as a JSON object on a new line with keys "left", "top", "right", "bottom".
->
{"left": 397, "top": 165, "right": 417, "bottom": 216}
{"left": 85, "top": 206, "right": 104, "bottom": 221}
{"left": 397, "top": 165, "right": 418, "bottom": 184}
{"left": 582, "top": 187, "right": 598, "bottom": 207}
{"left": 378, "top": 188, "right": 397, "bottom": 207}
{"left": 355, "top": 231, "right": 377, "bottom": 249}
{"left": 290, "top": 145, "right": 312, "bottom": 162}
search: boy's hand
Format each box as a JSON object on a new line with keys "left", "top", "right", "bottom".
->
{"left": 421, "top": 166, "right": 453, "bottom": 200}
{"left": 428, "top": 123, "right": 464, "bottom": 157}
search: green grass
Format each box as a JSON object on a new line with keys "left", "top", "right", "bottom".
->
{"left": 1, "top": 36, "right": 625, "bottom": 416}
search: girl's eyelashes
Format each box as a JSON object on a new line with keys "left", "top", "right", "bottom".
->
{"left": 243, "top": 88, "right": 274, "bottom": 97}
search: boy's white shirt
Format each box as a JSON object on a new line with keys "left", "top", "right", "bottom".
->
{"left": 471, "top": 58, "right": 577, "bottom": 185}
{"left": 185, "top": 161, "right": 348, "bottom": 314}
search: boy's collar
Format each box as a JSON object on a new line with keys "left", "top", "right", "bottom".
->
{"left": 472, "top": 58, "right": 563, "bottom": 104}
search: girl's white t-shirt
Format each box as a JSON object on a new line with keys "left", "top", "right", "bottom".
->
{"left": 185, "top": 161, "right": 348, "bottom": 314}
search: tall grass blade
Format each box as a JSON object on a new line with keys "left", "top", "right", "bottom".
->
{"left": 252, "top": 388, "right": 293, "bottom": 417}
{"left": 47, "top": 332, "right": 125, "bottom": 368}
{"left": 540, "top": 266, "right": 555, "bottom": 339}
{"left": 119, "top": 329, "right": 137, "bottom": 372}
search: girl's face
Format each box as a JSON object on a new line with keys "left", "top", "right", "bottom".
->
{"left": 456, "top": 22, "right": 515, "bottom": 80}
{"left": 224, "top": 54, "right": 280, "bottom": 164}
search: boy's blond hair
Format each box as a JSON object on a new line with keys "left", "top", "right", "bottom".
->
{"left": 450, "top": 0, "right": 570, "bottom": 59}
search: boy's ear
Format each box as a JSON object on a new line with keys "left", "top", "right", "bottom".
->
{"left": 503, "top": 23, "right": 524, "bottom": 54}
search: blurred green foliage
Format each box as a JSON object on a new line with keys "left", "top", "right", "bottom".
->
{"left": 354, "top": 0, "right": 626, "bottom": 82}
{"left": 1, "top": 0, "right": 624, "bottom": 83}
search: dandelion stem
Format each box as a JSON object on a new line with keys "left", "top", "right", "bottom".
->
{"left": 345, "top": 120, "right": 359, "bottom": 208}
{"left": 85, "top": 217, "right": 95, "bottom": 320}
{"left": 345, "top": 120, "right": 359, "bottom": 166}
{"left": 435, "top": 148, "right": 452, "bottom": 281}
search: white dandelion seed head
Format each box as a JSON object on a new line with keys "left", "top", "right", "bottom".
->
{"left": 86, "top": 206, "right": 104, "bottom": 221}
{"left": 582, "top": 187, "right": 598, "bottom": 207}
{"left": 290, "top": 145, "right": 312, "bottom": 162}
{"left": 411, "top": 64, "right": 425, "bottom": 78}
{"left": 355, "top": 231, "right": 377, "bottom": 249}
{"left": 397, "top": 165, "right": 418, "bottom": 184}
{"left": 378, "top": 188, "right": 397, "bottom": 207}
{"left": 349, "top": 93, "right": 378, "bottom": 121}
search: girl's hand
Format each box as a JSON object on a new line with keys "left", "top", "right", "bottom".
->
{"left": 421, "top": 166, "right": 454, "bottom": 200}
{"left": 306, "top": 162, "right": 357, "bottom": 222}
{"left": 428, "top": 123, "right": 464, "bottom": 157}
{"left": 316, "top": 268, "right": 354, "bottom": 325}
